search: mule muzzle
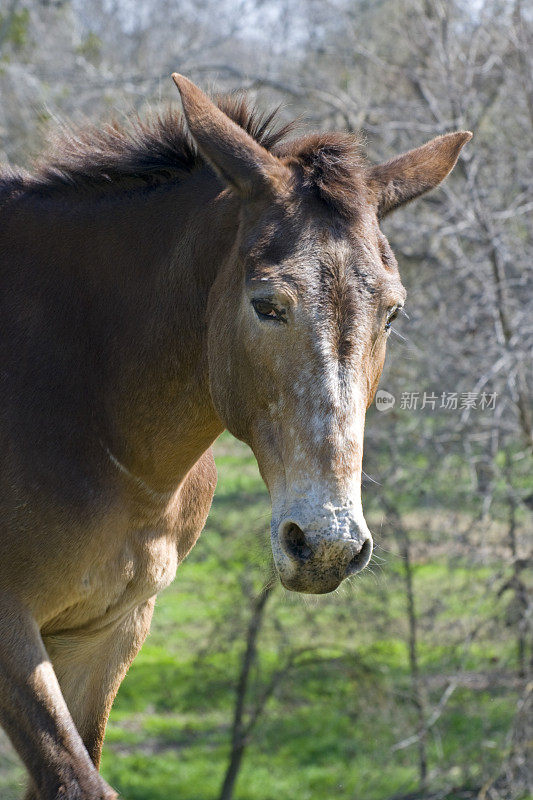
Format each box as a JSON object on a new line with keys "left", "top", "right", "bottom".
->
{"left": 272, "top": 512, "right": 373, "bottom": 594}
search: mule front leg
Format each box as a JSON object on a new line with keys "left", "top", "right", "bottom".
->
{"left": 46, "top": 598, "right": 156, "bottom": 770}
{"left": 0, "top": 596, "right": 116, "bottom": 800}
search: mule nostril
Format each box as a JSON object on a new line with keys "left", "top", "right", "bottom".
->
{"left": 345, "top": 537, "right": 373, "bottom": 577}
{"left": 280, "top": 522, "right": 313, "bottom": 562}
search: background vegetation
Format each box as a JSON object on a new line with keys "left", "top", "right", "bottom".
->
{"left": 0, "top": 1, "right": 531, "bottom": 799}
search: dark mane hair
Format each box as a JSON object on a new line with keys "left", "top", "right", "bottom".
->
{"left": 279, "top": 132, "right": 366, "bottom": 218}
{"left": 1, "top": 92, "right": 365, "bottom": 217}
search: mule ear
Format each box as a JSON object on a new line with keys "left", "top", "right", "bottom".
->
{"left": 172, "top": 73, "right": 289, "bottom": 198}
{"left": 368, "top": 131, "right": 472, "bottom": 219}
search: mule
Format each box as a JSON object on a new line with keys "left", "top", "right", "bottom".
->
{"left": 0, "top": 74, "right": 471, "bottom": 799}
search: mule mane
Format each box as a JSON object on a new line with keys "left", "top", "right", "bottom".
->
{"left": 1, "top": 92, "right": 365, "bottom": 217}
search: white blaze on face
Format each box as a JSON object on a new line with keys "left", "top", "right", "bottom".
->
{"left": 269, "top": 336, "right": 370, "bottom": 569}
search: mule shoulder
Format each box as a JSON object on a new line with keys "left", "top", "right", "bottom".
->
{"left": 1, "top": 447, "right": 217, "bottom": 633}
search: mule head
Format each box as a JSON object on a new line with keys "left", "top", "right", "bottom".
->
{"left": 173, "top": 74, "right": 471, "bottom": 594}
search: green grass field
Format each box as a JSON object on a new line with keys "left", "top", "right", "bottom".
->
{"left": 0, "top": 433, "right": 525, "bottom": 800}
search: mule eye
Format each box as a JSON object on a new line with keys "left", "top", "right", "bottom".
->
{"left": 385, "top": 305, "right": 401, "bottom": 331}
{"left": 252, "top": 299, "right": 286, "bottom": 323}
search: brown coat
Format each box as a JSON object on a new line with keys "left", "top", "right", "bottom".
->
{"left": 0, "top": 75, "right": 470, "bottom": 798}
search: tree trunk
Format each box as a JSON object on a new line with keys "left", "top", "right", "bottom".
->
{"left": 219, "top": 582, "right": 273, "bottom": 800}
{"left": 385, "top": 500, "right": 428, "bottom": 791}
